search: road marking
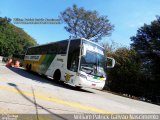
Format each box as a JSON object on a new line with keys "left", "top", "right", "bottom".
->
{"left": 0, "top": 77, "right": 57, "bottom": 97}
{"left": 0, "top": 85, "right": 112, "bottom": 114}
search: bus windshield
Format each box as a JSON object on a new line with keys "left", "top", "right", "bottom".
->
{"left": 80, "top": 40, "right": 106, "bottom": 77}
{"left": 80, "top": 51, "right": 106, "bottom": 77}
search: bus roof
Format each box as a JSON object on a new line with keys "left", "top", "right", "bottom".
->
{"left": 28, "top": 38, "right": 104, "bottom": 49}
{"left": 28, "top": 39, "right": 70, "bottom": 49}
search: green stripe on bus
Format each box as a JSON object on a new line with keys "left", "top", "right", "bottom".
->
{"left": 93, "top": 76, "right": 105, "bottom": 81}
{"left": 38, "top": 54, "right": 56, "bottom": 74}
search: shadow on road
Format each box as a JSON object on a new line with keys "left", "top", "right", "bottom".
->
{"left": 7, "top": 67, "right": 94, "bottom": 93}
{"left": 8, "top": 83, "right": 70, "bottom": 120}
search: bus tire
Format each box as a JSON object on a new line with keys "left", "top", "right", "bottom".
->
{"left": 26, "top": 64, "right": 29, "bottom": 70}
{"left": 28, "top": 64, "right": 32, "bottom": 71}
{"left": 53, "top": 70, "right": 61, "bottom": 81}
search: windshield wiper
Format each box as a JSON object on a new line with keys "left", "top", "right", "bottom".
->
{"left": 81, "top": 66, "right": 94, "bottom": 74}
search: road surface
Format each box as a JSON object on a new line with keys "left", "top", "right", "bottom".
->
{"left": 0, "top": 62, "right": 160, "bottom": 119}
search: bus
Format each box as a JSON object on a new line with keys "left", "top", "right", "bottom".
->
{"left": 24, "top": 38, "right": 115, "bottom": 90}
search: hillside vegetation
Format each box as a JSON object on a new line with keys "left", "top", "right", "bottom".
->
{"left": 0, "top": 17, "right": 37, "bottom": 57}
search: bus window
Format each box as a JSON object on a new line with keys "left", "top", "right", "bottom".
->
{"left": 67, "top": 40, "right": 81, "bottom": 72}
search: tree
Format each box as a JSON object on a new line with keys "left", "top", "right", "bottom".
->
{"left": 0, "top": 17, "right": 37, "bottom": 57}
{"left": 131, "top": 16, "right": 160, "bottom": 98}
{"left": 105, "top": 48, "right": 142, "bottom": 96}
{"left": 60, "top": 4, "right": 114, "bottom": 42}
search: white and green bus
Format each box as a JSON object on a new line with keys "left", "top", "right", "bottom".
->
{"left": 24, "top": 38, "right": 115, "bottom": 90}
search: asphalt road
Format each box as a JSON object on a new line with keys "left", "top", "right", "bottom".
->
{"left": 0, "top": 62, "right": 160, "bottom": 119}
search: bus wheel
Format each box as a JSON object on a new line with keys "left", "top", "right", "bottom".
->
{"left": 28, "top": 64, "right": 32, "bottom": 71}
{"left": 26, "top": 64, "right": 29, "bottom": 70}
{"left": 53, "top": 70, "right": 61, "bottom": 82}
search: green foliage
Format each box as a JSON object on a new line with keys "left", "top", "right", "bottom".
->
{"left": 102, "top": 17, "right": 160, "bottom": 104}
{"left": 60, "top": 4, "right": 114, "bottom": 42}
{"left": 131, "top": 16, "right": 160, "bottom": 97}
{"left": 106, "top": 48, "right": 143, "bottom": 96}
{"left": 0, "top": 17, "right": 37, "bottom": 57}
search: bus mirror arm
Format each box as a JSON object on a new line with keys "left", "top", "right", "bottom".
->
{"left": 107, "top": 57, "right": 115, "bottom": 68}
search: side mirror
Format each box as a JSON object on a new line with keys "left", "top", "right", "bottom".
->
{"left": 107, "top": 57, "right": 115, "bottom": 68}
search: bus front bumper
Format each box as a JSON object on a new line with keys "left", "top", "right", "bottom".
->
{"left": 76, "top": 76, "right": 106, "bottom": 90}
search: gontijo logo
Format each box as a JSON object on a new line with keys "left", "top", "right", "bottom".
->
{"left": 24, "top": 55, "right": 41, "bottom": 61}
